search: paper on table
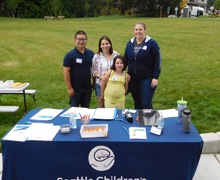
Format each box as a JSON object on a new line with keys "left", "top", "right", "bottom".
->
{"left": 27, "top": 125, "right": 60, "bottom": 141}
{"left": 60, "top": 107, "right": 91, "bottom": 119}
{"left": 10, "top": 83, "right": 27, "bottom": 88}
{"left": 22, "top": 123, "right": 53, "bottom": 138}
{"left": 3, "top": 123, "right": 58, "bottom": 142}
{"left": 129, "top": 127, "right": 147, "bottom": 139}
{"left": 158, "top": 109, "right": 178, "bottom": 118}
{"left": 2, "top": 125, "right": 30, "bottom": 142}
{"left": 92, "top": 108, "right": 117, "bottom": 120}
{"left": 30, "top": 108, "right": 63, "bottom": 120}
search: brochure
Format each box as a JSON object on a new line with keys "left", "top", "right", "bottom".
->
{"left": 129, "top": 127, "right": 147, "bottom": 139}
{"left": 30, "top": 108, "right": 63, "bottom": 120}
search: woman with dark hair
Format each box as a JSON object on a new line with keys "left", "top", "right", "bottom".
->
{"left": 101, "top": 55, "right": 129, "bottom": 109}
{"left": 92, "top": 36, "right": 119, "bottom": 108}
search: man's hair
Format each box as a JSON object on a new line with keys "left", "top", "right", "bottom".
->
{"left": 98, "top": 36, "right": 113, "bottom": 55}
{"left": 135, "top": 22, "right": 146, "bottom": 30}
{"left": 74, "top": 31, "right": 87, "bottom": 39}
{"left": 110, "top": 55, "right": 127, "bottom": 71}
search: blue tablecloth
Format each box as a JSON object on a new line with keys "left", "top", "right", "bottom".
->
{"left": 1, "top": 109, "right": 203, "bottom": 180}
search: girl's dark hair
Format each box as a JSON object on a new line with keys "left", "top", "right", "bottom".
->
{"left": 98, "top": 36, "right": 113, "bottom": 54}
{"left": 110, "top": 55, "right": 127, "bottom": 71}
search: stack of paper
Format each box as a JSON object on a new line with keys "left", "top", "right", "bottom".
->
{"left": 3, "top": 123, "right": 60, "bottom": 142}
{"left": 158, "top": 109, "right": 178, "bottom": 118}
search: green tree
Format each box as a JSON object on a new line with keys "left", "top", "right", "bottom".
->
{"left": 213, "top": 0, "right": 220, "bottom": 10}
{"left": 85, "top": 2, "right": 89, "bottom": 17}
{"left": 208, "top": 0, "right": 216, "bottom": 6}
{"left": 18, "top": 0, "right": 43, "bottom": 18}
{"left": 0, "top": 0, "right": 7, "bottom": 16}
{"left": 120, "top": 0, "right": 135, "bottom": 14}
{"left": 88, "top": 0, "right": 96, "bottom": 17}
{"left": 62, "top": 0, "right": 86, "bottom": 18}
{"left": 135, "top": 0, "right": 158, "bottom": 17}
{"left": 51, "top": 0, "right": 60, "bottom": 19}
{"left": 39, "top": 0, "right": 52, "bottom": 17}
{"left": 7, "top": 0, "right": 19, "bottom": 18}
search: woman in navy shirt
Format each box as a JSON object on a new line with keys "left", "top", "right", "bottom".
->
{"left": 124, "top": 22, "right": 161, "bottom": 109}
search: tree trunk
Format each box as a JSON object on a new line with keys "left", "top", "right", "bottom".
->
{"left": 7, "top": 11, "right": 10, "bottom": 18}
{"left": 11, "top": 10, "right": 14, "bottom": 18}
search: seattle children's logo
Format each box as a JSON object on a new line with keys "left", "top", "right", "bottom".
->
{"left": 88, "top": 146, "right": 115, "bottom": 171}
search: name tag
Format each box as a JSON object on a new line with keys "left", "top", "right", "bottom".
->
{"left": 150, "top": 126, "right": 162, "bottom": 135}
{"left": 112, "top": 76, "right": 118, "bottom": 81}
{"left": 76, "top": 58, "right": 82, "bottom": 64}
{"left": 142, "top": 46, "right": 147, "bottom": 50}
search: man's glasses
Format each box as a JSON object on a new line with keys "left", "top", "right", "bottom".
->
{"left": 76, "top": 38, "right": 87, "bottom": 42}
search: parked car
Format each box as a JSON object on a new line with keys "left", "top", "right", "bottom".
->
{"left": 181, "top": 6, "right": 208, "bottom": 17}
{"left": 191, "top": 6, "right": 207, "bottom": 17}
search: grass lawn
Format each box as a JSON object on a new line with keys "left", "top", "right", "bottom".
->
{"left": 0, "top": 16, "right": 220, "bottom": 150}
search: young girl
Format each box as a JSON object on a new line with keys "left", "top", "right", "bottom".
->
{"left": 101, "top": 55, "right": 129, "bottom": 109}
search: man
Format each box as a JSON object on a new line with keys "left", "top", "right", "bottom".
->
{"left": 63, "top": 31, "right": 95, "bottom": 108}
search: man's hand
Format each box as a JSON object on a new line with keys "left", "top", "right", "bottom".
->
{"left": 68, "top": 88, "right": 75, "bottom": 97}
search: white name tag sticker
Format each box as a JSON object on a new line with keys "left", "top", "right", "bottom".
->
{"left": 142, "top": 46, "right": 147, "bottom": 50}
{"left": 76, "top": 58, "right": 82, "bottom": 64}
{"left": 112, "top": 76, "right": 118, "bottom": 81}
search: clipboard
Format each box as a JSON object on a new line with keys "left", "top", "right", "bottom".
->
{"left": 92, "top": 108, "right": 118, "bottom": 120}
{"left": 138, "top": 110, "right": 160, "bottom": 126}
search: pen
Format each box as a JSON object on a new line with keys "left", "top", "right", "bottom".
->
{"left": 13, "top": 127, "right": 29, "bottom": 131}
{"left": 79, "top": 113, "right": 82, "bottom": 118}
{"left": 123, "top": 127, "right": 129, "bottom": 135}
{"left": 116, "top": 113, "right": 119, "bottom": 118}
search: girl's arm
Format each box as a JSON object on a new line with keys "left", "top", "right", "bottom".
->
{"left": 100, "top": 70, "right": 111, "bottom": 100}
{"left": 125, "top": 74, "right": 129, "bottom": 95}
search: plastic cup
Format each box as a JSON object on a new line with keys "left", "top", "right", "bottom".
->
{"left": 177, "top": 100, "right": 187, "bottom": 123}
{"left": 60, "top": 124, "right": 71, "bottom": 134}
{"left": 81, "top": 119, "right": 90, "bottom": 125}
